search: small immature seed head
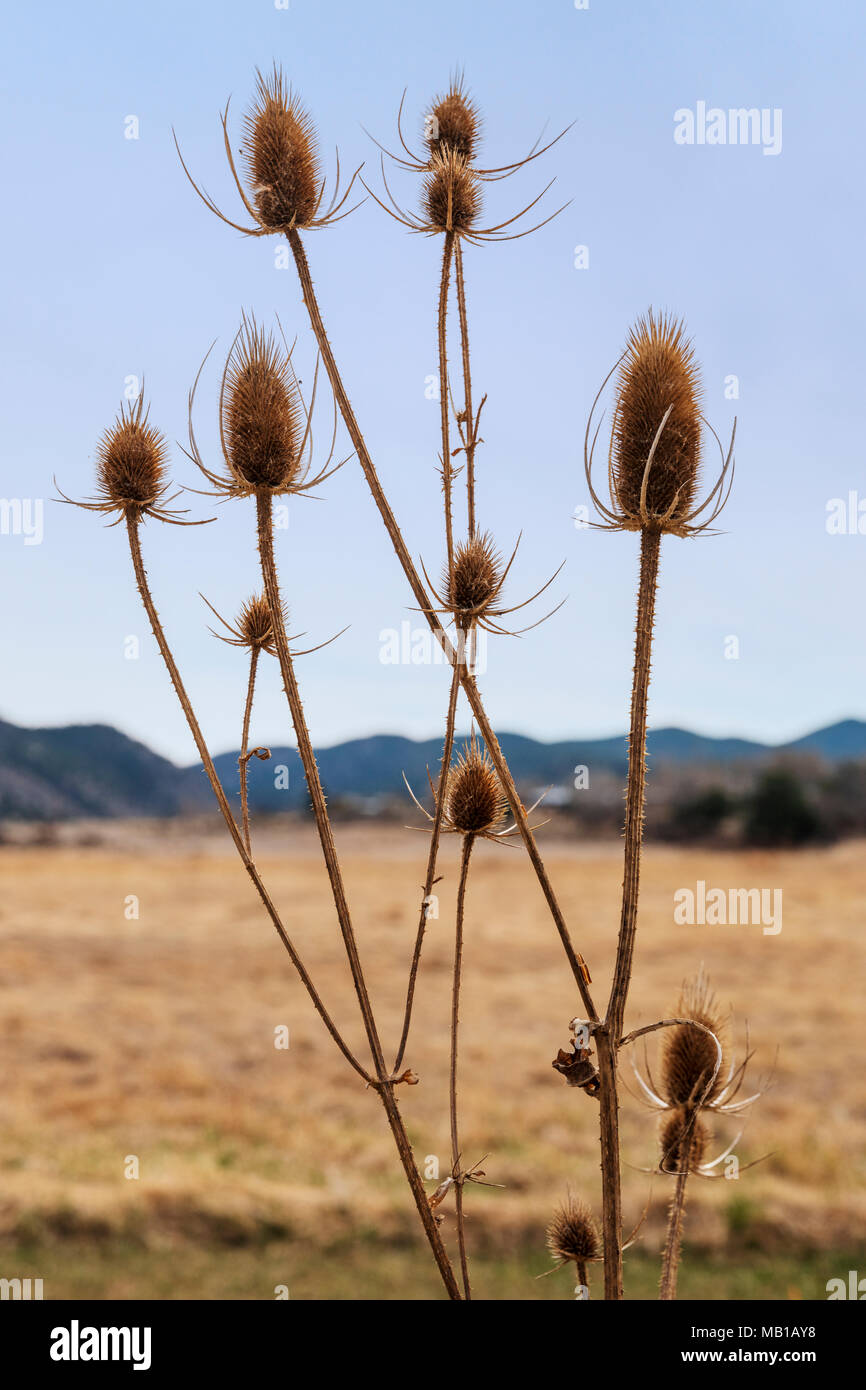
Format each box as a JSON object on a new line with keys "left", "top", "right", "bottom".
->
{"left": 242, "top": 66, "right": 321, "bottom": 231}
{"left": 613, "top": 310, "right": 702, "bottom": 528}
{"left": 427, "top": 80, "right": 481, "bottom": 163}
{"left": 546, "top": 1199, "right": 601, "bottom": 1266}
{"left": 448, "top": 531, "right": 502, "bottom": 626}
{"left": 422, "top": 149, "right": 481, "bottom": 234}
{"left": 222, "top": 318, "right": 302, "bottom": 492}
{"left": 660, "top": 973, "right": 728, "bottom": 1108}
{"left": 95, "top": 396, "right": 170, "bottom": 518}
{"left": 659, "top": 1108, "right": 709, "bottom": 1175}
{"left": 235, "top": 594, "right": 278, "bottom": 654}
{"left": 446, "top": 739, "right": 508, "bottom": 836}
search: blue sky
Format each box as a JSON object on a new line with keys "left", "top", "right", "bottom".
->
{"left": 2, "top": 0, "right": 865, "bottom": 763}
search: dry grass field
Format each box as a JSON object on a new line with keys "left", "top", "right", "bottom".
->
{"left": 1, "top": 821, "right": 864, "bottom": 1299}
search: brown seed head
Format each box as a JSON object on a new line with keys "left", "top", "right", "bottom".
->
{"left": 546, "top": 1199, "right": 600, "bottom": 1266}
{"left": 660, "top": 972, "right": 728, "bottom": 1108}
{"left": 242, "top": 66, "right": 321, "bottom": 231}
{"left": 422, "top": 148, "right": 481, "bottom": 234}
{"left": 446, "top": 738, "right": 507, "bottom": 836}
{"left": 236, "top": 594, "right": 278, "bottom": 654}
{"left": 612, "top": 310, "right": 702, "bottom": 528}
{"left": 447, "top": 531, "right": 502, "bottom": 625}
{"left": 427, "top": 79, "right": 481, "bottom": 162}
{"left": 94, "top": 396, "right": 170, "bottom": 518}
{"left": 659, "top": 1108, "right": 709, "bottom": 1175}
{"left": 222, "top": 319, "right": 302, "bottom": 492}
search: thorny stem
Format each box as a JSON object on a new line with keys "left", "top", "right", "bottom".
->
{"left": 598, "top": 523, "right": 662, "bottom": 1300}
{"left": 659, "top": 1116, "right": 694, "bottom": 1300}
{"left": 607, "top": 525, "right": 662, "bottom": 1041}
{"left": 124, "top": 516, "right": 369, "bottom": 1081}
{"left": 451, "top": 833, "right": 474, "bottom": 1300}
{"left": 255, "top": 491, "right": 462, "bottom": 1301}
{"left": 453, "top": 239, "right": 476, "bottom": 535}
{"left": 239, "top": 647, "right": 259, "bottom": 855}
{"left": 577, "top": 1259, "right": 589, "bottom": 1298}
{"left": 286, "top": 229, "right": 597, "bottom": 1022}
{"left": 393, "top": 659, "right": 460, "bottom": 1074}
{"left": 438, "top": 230, "right": 456, "bottom": 573}
{"left": 595, "top": 1029, "right": 623, "bottom": 1300}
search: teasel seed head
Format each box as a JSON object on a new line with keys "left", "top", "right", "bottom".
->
{"left": 612, "top": 310, "right": 703, "bottom": 529}
{"left": 660, "top": 972, "right": 728, "bottom": 1108}
{"left": 546, "top": 1198, "right": 601, "bottom": 1267}
{"left": 427, "top": 79, "right": 481, "bottom": 163}
{"left": 222, "top": 318, "right": 302, "bottom": 492}
{"left": 94, "top": 395, "right": 171, "bottom": 519}
{"left": 242, "top": 65, "right": 321, "bottom": 231}
{"left": 447, "top": 531, "right": 503, "bottom": 627}
{"left": 446, "top": 737, "right": 508, "bottom": 836}
{"left": 659, "top": 1107, "right": 709, "bottom": 1175}
{"left": 235, "top": 594, "right": 279, "bottom": 654}
{"left": 422, "top": 148, "right": 481, "bottom": 234}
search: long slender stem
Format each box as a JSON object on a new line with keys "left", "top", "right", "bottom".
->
{"left": 124, "top": 516, "right": 368, "bottom": 1081}
{"left": 598, "top": 523, "right": 662, "bottom": 1300}
{"left": 286, "top": 228, "right": 597, "bottom": 1021}
{"left": 238, "top": 647, "right": 259, "bottom": 855}
{"left": 393, "top": 660, "right": 460, "bottom": 1073}
{"left": 451, "top": 833, "right": 474, "bottom": 1300}
{"left": 453, "top": 239, "right": 476, "bottom": 535}
{"left": 659, "top": 1125, "right": 693, "bottom": 1300}
{"left": 254, "top": 490, "right": 462, "bottom": 1300}
{"left": 606, "top": 525, "right": 662, "bottom": 1040}
{"left": 438, "top": 230, "right": 456, "bottom": 573}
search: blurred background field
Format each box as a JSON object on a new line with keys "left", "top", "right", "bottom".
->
{"left": 1, "top": 823, "right": 864, "bottom": 1300}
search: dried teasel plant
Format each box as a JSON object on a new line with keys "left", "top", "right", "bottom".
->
{"left": 623, "top": 971, "right": 765, "bottom": 1300}
{"left": 577, "top": 310, "right": 738, "bottom": 1299}
{"left": 72, "top": 65, "right": 759, "bottom": 1303}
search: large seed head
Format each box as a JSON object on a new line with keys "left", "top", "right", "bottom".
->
{"left": 242, "top": 66, "right": 321, "bottom": 231}
{"left": 660, "top": 973, "right": 728, "bottom": 1108}
{"left": 447, "top": 532, "right": 502, "bottom": 625}
{"left": 222, "top": 319, "right": 302, "bottom": 491}
{"left": 422, "top": 149, "right": 480, "bottom": 234}
{"left": 612, "top": 310, "right": 702, "bottom": 527}
{"left": 446, "top": 740, "right": 507, "bottom": 835}
{"left": 95, "top": 398, "right": 169, "bottom": 517}
{"left": 427, "top": 80, "right": 481, "bottom": 162}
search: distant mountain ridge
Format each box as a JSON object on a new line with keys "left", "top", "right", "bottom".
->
{"left": 1, "top": 715, "right": 866, "bottom": 821}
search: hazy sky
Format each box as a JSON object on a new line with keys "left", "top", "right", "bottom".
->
{"left": 2, "top": 0, "right": 865, "bottom": 763}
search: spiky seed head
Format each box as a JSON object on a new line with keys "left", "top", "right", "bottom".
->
{"left": 242, "top": 66, "right": 321, "bottom": 231}
{"left": 94, "top": 396, "right": 170, "bottom": 518}
{"left": 222, "top": 319, "right": 302, "bottom": 492}
{"left": 612, "top": 310, "right": 702, "bottom": 528}
{"left": 448, "top": 531, "right": 502, "bottom": 626}
{"left": 659, "top": 1107, "right": 709, "bottom": 1175}
{"left": 427, "top": 80, "right": 481, "bottom": 162}
{"left": 422, "top": 149, "right": 481, "bottom": 234}
{"left": 236, "top": 594, "right": 278, "bottom": 654}
{"left": 446, "top": 739, "right": 508, "bottom": 835}
{"left": 546, "top": 1199, "right": 600, "bottom": 1266}
{"left": 660, "top": 972, "right": 728, "bottom": 1108}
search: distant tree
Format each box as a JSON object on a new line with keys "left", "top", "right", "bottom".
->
{"left": 743, "top": 768, "right": 823, "bottom": 846}
{"left": 663, "top": 787, "right": 733, "bottom": 842}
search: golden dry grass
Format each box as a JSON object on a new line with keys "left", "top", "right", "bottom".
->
{"left": 1, "top": 825, "right": 863, "bottom": 1290}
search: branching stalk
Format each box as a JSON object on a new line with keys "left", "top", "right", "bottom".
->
{"left": 438, "top": 230, "right": 456, "bottom": 572}
{"left": 239, "top": 647, "right": 259, "bottom": 854}
{"left": 453, "top": 239, "right": 477, "bottom": 534}
{"left": 285, "top": 228, "right": 597, "bottom": 1022}
{"left": 254, "top": 489, "right": 462, "bottom": 1300}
